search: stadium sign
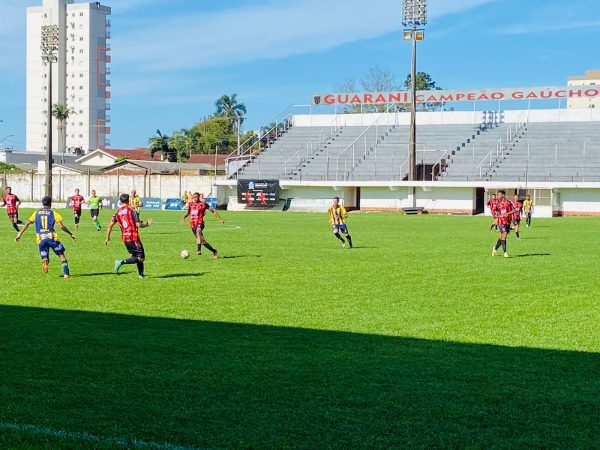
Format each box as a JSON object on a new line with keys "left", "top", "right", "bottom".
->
{"left": 312, "top": 85, "right": 600, "bottom": 105}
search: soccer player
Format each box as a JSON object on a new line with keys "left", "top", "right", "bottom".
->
{"left": 328, "top": 197, "right": 353, "bottom": 248}
{"left": 523, "top": 194, "right": 534, "bottom": 227}
{"left": 105, "top": 193, "right": 153, "bottom": 278}
{"left": 511, "top": 194, "right": 523, "bottom": 239}
{"left": 180, "top": 192, "right": 224, "bottom": 258}
{"left": 15, "top": 195, "right": 76, "bottom": 278}
{"left": 87, "top": 189, "right": 102, "bottom": 231}
{"left": 71, "top": 189, "right": 85, "bottom": 228}
{"left": 130, "top": 190, "right": 143, "bottom": 217}
{"left": 491, "top": 190, "right": 518, "bottom": 258}
{"left": 487, "top": 193, "right": 498, "bottom": 231}
{"left": 1, "top": 186, "right": 21, "bottom": 232}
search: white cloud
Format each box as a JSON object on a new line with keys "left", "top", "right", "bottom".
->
{"left": 498, "top": 19, "right": 600, "bottom": 35}
{"left": 112, "top": 0, "right": 495, "bottom": 71}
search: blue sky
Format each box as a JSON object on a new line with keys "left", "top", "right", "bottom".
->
{"left": 0, "top": 0, "right": 598, "bottom": 150}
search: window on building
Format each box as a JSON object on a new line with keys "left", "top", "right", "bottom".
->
{"left": 79, "top": 134, "right": 83, "bottom": 138}
{"left": 79, "top": 122, "right": 83, "bottom": 126}
{"left": 80, "top": 73, "right": 84, "bottom": 78}
{"left": 79, "top": 86, "right": 83, "bottom": 90}
{"left": 79, "top": 37, "right": 84, "bottom": 41}
{"left": 80, "top": 12, "right": 84, "bottom": 16}
{"left": 79, "top": 49, "right": 84, "bottom": 54}
{"left": 79, "top": 110, "right": 83, "bottom": 114}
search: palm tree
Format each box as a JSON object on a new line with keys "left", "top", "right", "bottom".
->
{"left": 215, "top": 94, "right": 247, "bottom": 153}
{"left": 51, "top": 103, "right": 75, "bottom": 162}
{"left": 148, "top": 129, "right": 176, "bottom": 162}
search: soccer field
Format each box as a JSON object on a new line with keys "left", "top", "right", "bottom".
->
{"left": 1, "top": 210, "right": 598, "bottom": 449}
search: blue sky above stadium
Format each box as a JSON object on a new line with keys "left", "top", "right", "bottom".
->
{"left": 0, "top": 0, "right": 598, "bottom": 150}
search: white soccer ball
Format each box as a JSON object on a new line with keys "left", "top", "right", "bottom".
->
{"left": 180, "top": 250, "right": 190, "bottom": 259}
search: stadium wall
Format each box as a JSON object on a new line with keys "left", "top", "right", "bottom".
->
{"left": 0, "top": 173, "right": 216, "bottom": 201}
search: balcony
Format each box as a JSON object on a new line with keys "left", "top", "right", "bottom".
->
{"left": 106, "top": 67, "right": 111, "bottom": 75}
{"left": 105, "top": 127, "right": 111, "bottom": 134}
{"left": 105, "top": 55, "right": 111, "bottom": 63}
{"left": 105, "top": 115, "right": 111, "bottom": 122}
{"left": 106, "top": 20, "right": 111, "bottom": 27}
{"left": 106, "top": 31, "right": 111, "bottom": 39}
{"left": 104, "top": 91, "right": 111, "bottom": 99}
{"left": 105, "top": 103, "right": 111, "bottom": 110}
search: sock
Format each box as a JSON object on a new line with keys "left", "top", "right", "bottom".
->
{"left": 516, "top": 231, "right": 520, "bottom": 238}
{"left": 501, "top": 240, "right": 507, "bottom": 253}
{"left": 12, "top": 222, "right": 19, "bottom": 232}
{"left": 62, "top": 260, "right": 70, "bottom": 276}
{"left": 94, "top": 219, "right": 100, "bottom": 228}
{"left": 203, "top": 242, "right": 217, "bottom": 254}
{"left": 136, "top": 261, "right": 144, "bottom": 276}
{"left": 197, "top": 243, "right": 202, "bottom": 253}
{"left": 489, "top": 223, "right": 495, "bottom": 230}
{"left": 345, "top": 234, "right": 353, "bottom": 246}
{"left": 122, "top": 257, "right": 139, "bottom": 265}
{"left": 494, "top": 239, "right": 501, "bottom": 251}
{"left": 334, "top": 232, "right": 345, "bottom": 242}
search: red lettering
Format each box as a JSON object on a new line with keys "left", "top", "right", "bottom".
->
{"left": 584, "top": 89, "right": 599, "bottom": 97}
{"left": 467, "top": 93, "right": 476, "bottom": 101}
{"left": 416, "top": 94, "right": 425, "bottom": 102}
{"left": 555, "top": 90, "right": 565, "bottom": 98}
{"left": 512, "top": 91, "right": 524, "bottom": 99}
{"left": 491, "top": 92, "right": 504, "bottom": 100}
{"left": 526, "top": 92, "right": 538, "bottom": 99}
{"left": 337, "top": 94, "right": 350, "bottom": 104}
{"left": 324, "top": 95, "right": 335, "bottom": 105}
{"left": 363, "top": 94, "right": 373, "bottom": 104}
{"left": 375, "top": 94, "right": 387, "bottom": 103}
{"left": 350, "top": 95, "right": 362, "bottom": 104}
{"left": 455, "top": 93, "right": 465, "bottom": 101}
{"left": 439, "top": 94, "right": 454, "bottom": 102}
{"left": 388, "top": 93, "right": 402, "bottom": 103}
{"left": 426, "top": 95, "right": 438, "bottom": 102}
{"left": 539, "top": 91, "right": 552, "bottom": 99}
{"left": 477, "top": 93, "right": 489, "bottom": 101}
{"left": 568, "top": 89, "right": 583, "bottom": 98}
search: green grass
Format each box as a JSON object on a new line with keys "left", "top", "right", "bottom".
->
{"left": 0, "top": 210, "right": 598, "bottom": 449}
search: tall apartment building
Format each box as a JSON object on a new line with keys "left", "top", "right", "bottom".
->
{"left": 568, "top": 69, "right": 600, "bottom": 109}
{"left": 26, "top": 0, "right": 111, "bottom": 155}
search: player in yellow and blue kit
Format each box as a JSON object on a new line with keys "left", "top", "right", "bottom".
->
{"left": 15, "top": 196, "right": 77, "bottom": 278}
{"left": 328, "top": 196, "right": 353, "bottom": 248}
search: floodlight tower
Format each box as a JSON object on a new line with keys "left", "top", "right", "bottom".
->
{"left": 402, "top": 0, "right": 427, "bottom": 181}
{"left": 41, "top": 25, "right": 59, "bottom": 198}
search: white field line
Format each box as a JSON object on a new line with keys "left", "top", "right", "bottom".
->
{"left": 0, "top": 422, "right": 200, "bottom": 450}
{"left": 149, "top": 223, "right": 241, "bottom": 230}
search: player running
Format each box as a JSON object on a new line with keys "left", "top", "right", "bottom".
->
{"left": 105, "top": 193, "right": 153, "bottom": 279}
{"left": 130, "top": 190, "right": 143, "bottom": 217}
{"left": 1, "top": 186, "right": 22, "bottom": 232}
{"left": 487, "top": 193, "right": 498, "bottom": 231}
{"left": 15, "top": 195, "right": 76, "bottom": 278}
{"left": 180, "top": 192, "right": 224, "bottom": 258}
{"left": 511, "top": 194, "right": 523, "bottom": 239}
{"left": 87, "top": 189, "right": 102, "bottom": 231}
{"left": 491, "top": 190, "right": 518, "bottom": 258}
{"left": 523, "top": 194, "right": 534, "bottom": 227}
{"left": 71, "top": 189, "right": 85, "bottom": 228}
{"left": 328, "top": 197, "right": 353, "bottom": 248}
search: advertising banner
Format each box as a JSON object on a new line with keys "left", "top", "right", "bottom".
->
{"left": 237, "top": 180, "right": 279, "bottom": 207}
{"left": 141, "top": 197, "right": 162, "bottom": 210}
{"left": 165, "top": 198, "right": 183, "bottom": 210}
{"left": 205, "top": 197, "right": 218, "bottom": 210}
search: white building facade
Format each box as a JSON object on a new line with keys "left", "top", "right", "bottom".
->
{"left": 568, "top": 70, "right": 600, "bottom": 109}
{"left": 26, "top": 0, "right": 111, "bottom": 155}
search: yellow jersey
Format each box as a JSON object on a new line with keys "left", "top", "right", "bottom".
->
{"left": 131, "top": 196, "right": 142, "bottom": 213}
{"left": 523, "top": 199, "right": 533, "bottom": 213}
{"left": 328, "top": 205, "right": 347, "bottom": 225}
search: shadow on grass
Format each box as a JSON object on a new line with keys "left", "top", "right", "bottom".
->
{"left": 514, "top": 253, "right": 552, "bottom": 258}
{"left": 153, "top": 272, "right": 207, "bottom": 279}
{"left": 0, "top": 305, "right": 598, "bottom": 449}
{"left": 75, "top": 272, "right": 116, "bottom": 278}
{"left": 221, "top": 255, "right": 261, "bottom": 260}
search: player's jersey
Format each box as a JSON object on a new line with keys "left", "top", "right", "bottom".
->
{"left": 88, "top": 196, "right": 101, "bottom": 209}
{"left": 188, "top": 201, "right": 209, "bottom": 228}
{"left": 487, "top": 198, "right": 498, "bottom": 212}
{"left": 29, "top": 208, "right": 63, "bottom": 244}
{"left": 112, "top": 205, "right": 140, "bottom": 242}
{"left": 328, "top": 205, "right": 347, "bottom": 225}
{"left": 3, "top": 194, "right": 19, "bottom": 214}
{"left": 71, "top": 194, "right": 85, "bottom": 210}
{"left": 493, "top": 199, "right": 513, "bottom": 225}
{"left": 511, "top": 200, "right": 523, "bottom": 220}
{"left": 131, "top": 196, "right": 142, "bottom": 213}
{"left": 523, "top": 199, "right": 534, "bottom": 213}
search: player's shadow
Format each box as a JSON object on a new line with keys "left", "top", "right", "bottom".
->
{"left": 153, "top": 272, "right": 207, "bottom": 279}
{"left": 514, "top": 253, "right": 551, "bottom": 258}
{"left": 221, "top": 255, "right": 261, "bottom": 260}
{"left": 76, "top": 272, "right": 116, "bottom": 278}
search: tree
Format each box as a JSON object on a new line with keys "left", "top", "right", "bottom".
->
{"left": 215, "top": 94, "right": 247, "bottom": 152}
{"left": 148, "top": 129, "right": 176, "bottom": 162}
{"left": 404, "top": 72, "right": 444, "bottom": 111}
{"left": 51, "top": 103, "right": 75, "bottom": 158}
{"left": 335, "top": 67, "right": 403, "bottom": 113}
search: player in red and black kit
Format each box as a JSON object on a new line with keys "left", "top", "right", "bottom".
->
{"left": 180, "top": 192, "right": 224, "bottom": 258}
{"left": 71, "top": 189, "right": 85, "bottom": 228}
{"left": 104, "top": 193, "right": 153, "bottom": 278}
{"left": 511, "top": 194, "right": 523, "bottom": 240}
{"left": 487, "top": 193, "right": 498, "bottom": 231}
{"left": 1, "top": 186, "right": 21, "bottom": 232}
{"left": 491, "top": 190, "right": 518, "bottom": 258}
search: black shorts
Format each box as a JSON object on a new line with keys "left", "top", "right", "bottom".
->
{"left": 191, "top": 223, "right": 205, "bottom": 236}
{"left": 8, "top": 212, "right": 18, "bottom": 220}
{"left": 73, "top": 209, "right": 82, "bottom": 217}
{"left": 124, "top": 240, "right": 145, "bottom": 259}
{"left": 90, "top": 209, "right": 100, "bottom": 218}
{"left": 499, "top": 223, "right": 511, "bottom": 234}
{"left": 512, "top": 218, "right": 521, "bottom": 226}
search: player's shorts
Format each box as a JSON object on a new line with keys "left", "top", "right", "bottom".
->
{"left": 333, "top": 224, "right": 348, "bottom": 233}
{"left": 8, "top": 212, "right": 18, "bottom": 220}
{"left": 73, "top": 208, "right": 82, "bottom": 217}
{"left": 499, "top": 223, "right": 511, "bottom": 234}
{"left": 191, "top": 223, "right": 205, "bottom": 236}
{"left": 511, "top": 218, "right": 521, "bottom": 226}
{"left": 124, "top": 240, "right": 145, "bottom": 259}
{"left": 38, "top": 239, "right": 65, "bottom": 260}
{"left": 90, "top": 209, "right": 99, "bottom": 218}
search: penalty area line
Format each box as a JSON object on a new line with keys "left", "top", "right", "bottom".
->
{"left": 0, "top": 422, "right": 199, "bottom": 450}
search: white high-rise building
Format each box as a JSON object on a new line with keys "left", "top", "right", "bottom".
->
{"left": 26, "top": 0, "right": 111, "bottom": 155}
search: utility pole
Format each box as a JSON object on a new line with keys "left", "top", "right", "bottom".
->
{"left": 41, "top": 25, "right": 59, "bottom": 198}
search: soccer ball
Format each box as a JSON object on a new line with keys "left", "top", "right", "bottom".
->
{"left": 180, "top": 250, "right": 190, "bottom": 259}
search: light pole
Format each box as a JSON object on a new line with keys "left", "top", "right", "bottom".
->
{"left": 41, "top": 25, "right": 59, "bottom": 198}
{"left": 402, "top": 0, "right": 427, "bottom": 181}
